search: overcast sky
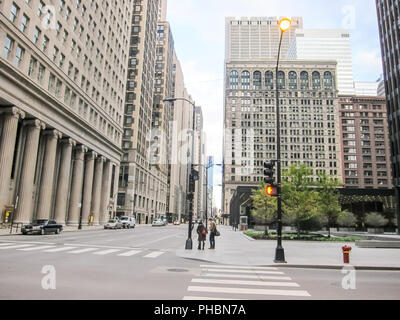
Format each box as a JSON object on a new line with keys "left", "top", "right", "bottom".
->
{"left": 166, "top": 0, "right": 383, "bottom": 211}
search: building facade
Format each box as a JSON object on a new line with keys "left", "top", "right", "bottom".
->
{"left": 339, "top": 95, "right": 393, "bottom": 189}
{"left": 0, "top": 0, "right": 132, "bottom": 225}
{"left": 288, "top": 29, "right": 355, "bottom": 95}
{"left": 376, "top": 0, "right": 400, "bottom": 230}
{"left": 223, "top": 60, "right": 341, "bottom": 215}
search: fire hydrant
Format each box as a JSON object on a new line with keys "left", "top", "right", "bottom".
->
{"left": 342, "top": 245, "right": 352, "bottom": 264}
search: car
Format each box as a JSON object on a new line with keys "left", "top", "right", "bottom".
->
{"left": 152, "top": 219, "right": 165, "bottom": 227}
{"left": 173, "top": 221, "right": 181, "bottom": 225}
{"left": 119, "top": 216, "right": 136, "bottom": 229}
{"left": 22, "top": 220, "right": 63, "bottom": 235}
{"left": 104, "top": 219, "right": 122, "bottom": 229}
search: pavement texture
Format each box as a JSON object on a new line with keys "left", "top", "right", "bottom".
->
{"left": 176, "top": 225, "right": 400, "bottom": 270}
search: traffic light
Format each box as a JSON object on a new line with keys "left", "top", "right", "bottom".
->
{"left": 265, "top": 184, "right": 278, "bottom": 197}
{"left": 263, "top": 161, "right": 275, "bottom": 184}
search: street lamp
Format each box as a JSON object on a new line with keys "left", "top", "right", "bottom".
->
{"left": 274, "top": 17, "right": 292, "bottom": 263}
{"left": 163, "top": 97, "right": 197, "bottom": 250}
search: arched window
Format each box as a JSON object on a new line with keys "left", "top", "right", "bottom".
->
{"left": 241, "top": 71, "right": 250, "bottom": 89}
{"left": 229, "top": 70, "right": 239, "bottom": 89}
{"left": 312, "top": 71, "right": 321, "bottom": 90}
{"left": 278, "top": 71, "right": 285, "bottom": 90}
{"left": 324, "top": 71, "right": 333, "bottom": 90}
{"left": 253, "top": 71, "right": 261, "bottom": 89}
{"left": 300, "top": 71, "right": 309, "bottom": 90}
{"left": 265, "top": 71, "right": 273, "bottom": 90}
{"left": 289, "top": 71, "right": 297, "bottom": 90}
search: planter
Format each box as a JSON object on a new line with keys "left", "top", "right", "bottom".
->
{"left": 254, "top": 225, "right": 269, "bottom": 232}
{"left": 339, "top": 227, "right": 356, "bottom": 232}
{"left": 367, "top": 228, "right": 384, "bottom": 234}
{"left": 329, "top": 227, "right": 338, "bottom": 233}
{"left": 282, "top": 226, "right": 295, "bottom": 232}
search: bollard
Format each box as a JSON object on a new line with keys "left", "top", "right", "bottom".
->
{"left": 342, "top": 245, "right": 352, "bottom": 264}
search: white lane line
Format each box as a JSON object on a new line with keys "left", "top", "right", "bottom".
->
{"left": 202, "top": 273, "right": 292, "bottom": 281}
{"left": 0, "top": 244, "right": 35, "bottom": 250}
{"left": 0, "top": 241, "right": 56, "bottom": 245}
{"left": 0, "top": 243, "right": 15, "bottom": 247}
{"left": 63, "top": 243, "right": 141, "bottom": 250}
{"left": 92, "top": 249, "right": 121, "bottom": 255}
{"left": 43, "top": 246, "right": 77, "bottom": 252}
{"left": 188, "top": 286, "right": 311, "bottom": 297}
{"left": 201, "top": 268, "right": 284, "bottom": 275}
{"left": 18, "top": 246, "right": 57, "bottom": 251}
{"left": 183, "top": 296, "right": 243, "bottom": 300}
{"left": 143, "top": 251, "right": 165, "bottom": 258}
{"left": 68, "top": 248, "right": 99, "bottom": 254}
{"left": 191, "top": 278, "right": 300, "bottom": 287}
{"left": 118, "top": 250, "right": 142, "bottom": 257}
{"left": 200, "top": 265, "right": 278, "bottom": 270}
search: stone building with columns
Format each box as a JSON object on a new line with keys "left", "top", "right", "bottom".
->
{"left": 0, "top": 0, "right": 132, "bottom": 225}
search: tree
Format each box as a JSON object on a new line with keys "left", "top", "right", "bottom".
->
{"left": 281, "top": 164, "right": 320, "bottom": 236}
{"left": 316, "top": 172, "right": 342, "bottom": 237}
{"left": 250, "top": 184, "right": 277, "bottom": 235}
{"left": 365, "top": 212, "right": 388, "bottom": 228}
{"left": 337, "top": 210, "right": 357, "bottom": 228}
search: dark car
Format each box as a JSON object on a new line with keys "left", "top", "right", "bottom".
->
{"left": 21, "top": 220, "right": 63, "bottom": 235}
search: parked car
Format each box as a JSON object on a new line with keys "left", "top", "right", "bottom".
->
{"left": 152, "top": 219, "right": 165, "bottom": 227}
{"left": 173, "top": 221, "right": 181, "bottom": 225}
{"left": 22, "top": 220, "right": 63, "bottom": 235}
{"left": 120, "top": 216, "right": 136, "bottom": 229}
{"left": 104, "top": 219, "right": 122, "bottom": 229}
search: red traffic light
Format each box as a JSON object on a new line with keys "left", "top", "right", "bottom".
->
{"left": 265, "top": 185, "right": 278, "bottom": 197}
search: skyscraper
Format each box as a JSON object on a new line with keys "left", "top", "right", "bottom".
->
{"left": 376, "top": 0, "right": 400, "bottom": 231}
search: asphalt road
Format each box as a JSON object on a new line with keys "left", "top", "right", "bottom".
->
{"left": 0, "top": 225, "right": 399, "bottom": 300}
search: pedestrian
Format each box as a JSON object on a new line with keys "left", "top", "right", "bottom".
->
{"left": 197, "top": 221, "right": 207, "bottom": 250}
{"left": 208, "top": 218, "right": 217, "bottom": 249}
{"left": 234, "top": 222, "right": 238, "bottom": 232}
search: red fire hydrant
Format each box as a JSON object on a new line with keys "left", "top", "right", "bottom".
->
{"left": 342, "top": 245, "right": 352, "bottom": 264}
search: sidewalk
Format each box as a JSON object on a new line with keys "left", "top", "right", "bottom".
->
{"left": 176, "top": 225, "right": 400, "bottom": 270}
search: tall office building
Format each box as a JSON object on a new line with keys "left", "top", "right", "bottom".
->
{"left": 354, "top": 81, "right": 380, "bottom": 97}
{"left": 118, "top": 0, "right": 162, "bottom": 224}
{"left": 225, "top": 17, "right": 303, "bottom": 61}
{"left": 376, "top": 0, "right": 400, "bottom": 230}
{"left": 288, "top": 29, "right": 355, "bottom": 95}
{"left": 0, "top": 0, "right": 132, "bottom": 224}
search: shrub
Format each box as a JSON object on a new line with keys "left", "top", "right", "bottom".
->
{"left": 298, "top": 216, "right": 323, "bottom": 232}
{"left": 337, "top": 211, "right": 357, "bottom": 227}
{"left": 365, "top": 212, "right": 388, "bottom": 228}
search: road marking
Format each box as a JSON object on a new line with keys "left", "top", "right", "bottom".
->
{"left": 201, "top": 268, "right": 284, "bottom": 275}
{"left": 63, "top": 243, "right": 140, "bottom": 250}
{"left": 188, "top": 286, "right": 311, "bottom": 297}
{"left": 200, "top": 265, "right": 278, "bottom": 270}
{"left": 191, "top": 278, "right": 300, "bottom": 287}
{"left": 118, "top": 250, "right": 142, "bottom": 257}
{"left": 0, "top": 241, "right": 56, "bottom": 245}
{"left": 43, "top": 246, "right": 77, "bottom": 252}
{"left": 68, "top": 248, "right": 99, "bottom": 254}
{"left": 183, "top": 296, "right": 243, "bottom": 300}
{"left": 0, "top": 244, "right": 35, "bottom": 250}
{"left": 18, "top": 246, "right": 56, "bottom": 251}
{"left": 202, "top": 273, "right": 292, "bottom": 281}
{"left": 143, "top": 251, "right": 165, "bottom": 258}
{"left": 0, "top": 243, "right": 15, "bottom": 246}
{"left": 92, "top": 249, "right": 121, "bottom": 255}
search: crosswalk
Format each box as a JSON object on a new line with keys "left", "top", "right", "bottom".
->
{"left": 0, "top": 242, "right": 166, "bottom": 259}
{"left": 183, "top": 264, "right": 311, "bottom": 300}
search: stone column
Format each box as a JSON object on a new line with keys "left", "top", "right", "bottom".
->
{"left": 0, "top": 107, "right": 25, "bottom": 222}
{"left": 91, "top": 156, "right": 105, "bottom": 225}
{"left": 14, "top": 120, "right": 46, "bottom": 224}
{"left": 112, "top": 164, "right": 120, "bottom": 217}
{"left": 36, "top": 130, "right": 62, "bottom": 220}
{"left": 81, "top": 151, "right": 97, "bottom": 225}
{"left": 67, "top": 145, "right": 87, "bottom": 226}
{"left": 99, "top": 160, "right": 113, "bottom": 225}
{"left": 54, "top": 138, "right": 76, "bottom": 225}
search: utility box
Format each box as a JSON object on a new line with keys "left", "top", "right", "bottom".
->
{"left": 240, "top": 216, "right": 248, "bottom": 231}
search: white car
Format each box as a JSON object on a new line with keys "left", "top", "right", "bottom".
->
{"left": 120, "top": 216, "right": 136, "bottom": 229}
{"left": 173, "top": 221, "right": 181, "bottom": 225}
{"left": 104, "top": 219, "right": 122, "bottom": 229}
{"left": 152, "top": 219, "right": 165, "bottom": 227}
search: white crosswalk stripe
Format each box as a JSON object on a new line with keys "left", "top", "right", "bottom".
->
{"left": 92, "top": 249, "right": 121, "bottom": 255}
{"left": 0, "top": 244, "right": 35, "bottom": 250}
{"left": 18, "top": 246, "right": 56, "bottom": 251}
{"left": 183, "top": 264, "right": 311, "bottom": 300}
{"left": 43, "top": 247, "right": 77, "bottom": 252}
{"left": 68, "top": 248, "right": 99, "bottom": 254}
{"left": 118, "top": 250, "right": 142, "bottom": 257}
{"left": 144, "top": 251, "right": 165, "bottom": 258}
{"left": 0, "top": 243, "right": 15, "bottom": 246}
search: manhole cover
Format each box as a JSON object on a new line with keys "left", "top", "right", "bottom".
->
{"left": 167, "top": 268, "right": 189, "bottom": 273}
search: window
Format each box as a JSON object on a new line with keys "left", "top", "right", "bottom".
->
{"left": 10, "top": 3, "right": 19, "bottom": 23}
{"left": 37, "top": 64, "right": 45, "bottom": 84}
{"left": 265, "top": 71, "right": 273, "bottom": 90}
{"left": 15, "top": 45, "right": 24, "bottom": 67}
{"left": 241, "top": 71, "right": 250, "bottom": 89}
{"left": 20, "top": 14, "right": 29, "bottom": 33}
{"left": 3, "top": 36, "right": 14, "bottom": 59}
{"left": 278, "top": 71, "right": 285, "bottom": 89}
{"left": 324, "top": 71, "right": 333, "bottom": 89}
{"left": 229, "top": 70, "right": 239, "bottom": 89}
{"left": 312, "top": 71, "right": 321, "bottom": 90}
{"left": 253, "top": 71, "right": 261, "bottom": 89}
{"left": 33, "top": 27, "right": 41, "bottom": 44}
{"left": 42, "top": 36, "right": 49, "bottom": 51}
{"left": 300, "top": 71, "right": 309, "bottom": 90}
{"left": 28, "top": 56, "right": 37, "bottom": 77}
{"left": 288, "top": 71, "right": 297, "bottom": 90}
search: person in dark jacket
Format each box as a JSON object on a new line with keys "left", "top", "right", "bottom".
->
{"left": 209, "top": 218, "right": 217, "bottom": 249}
{"left": 197, "top": 221, "right": 207, "bottom": 250}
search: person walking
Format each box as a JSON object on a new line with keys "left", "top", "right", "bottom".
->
{"left": 196, "top": 221, "right": 207, "bottom": 250}
{"left": 209, "top": 218, "right": 217, "bottom": 249}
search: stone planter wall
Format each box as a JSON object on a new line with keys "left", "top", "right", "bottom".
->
{"left": 367, "top": 228, "right": 385, "bottom": 234}
{"left": 254, "top": 225, "right": 269, "bottom": 231}
{"left": 339, "top": 227, "right": 356, "bottom": 232}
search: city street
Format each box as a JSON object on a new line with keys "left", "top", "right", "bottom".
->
{"left": 0, "top": 225, "right": 399, "bottom": 300}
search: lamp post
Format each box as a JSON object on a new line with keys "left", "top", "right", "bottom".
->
{"left": 163, "top": 97, "right": 197, "bottom": 250}
{"left": 274, "top": 17, "right": 291, "bottom": 264}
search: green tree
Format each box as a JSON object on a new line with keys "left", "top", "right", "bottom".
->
{"left": 281, "top": 164, "right": 320, "bottom": 236}
{"left": 250, "top": 184, "right": 277, "bottom": 235}
{"left": 316, "top": 172, "right": 342, "bottom": 237}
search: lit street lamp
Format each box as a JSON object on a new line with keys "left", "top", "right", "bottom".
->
{"left": 274, "top": 17, "right": 292, "bottom": 263}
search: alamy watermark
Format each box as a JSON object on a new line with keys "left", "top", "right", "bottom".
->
{"left": 41, "top": 265, "right": 56, "bottom": 290}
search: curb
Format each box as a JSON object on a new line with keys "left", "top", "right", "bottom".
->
{"left": 241, "top": 232, "right": 255, "bottom": 241}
